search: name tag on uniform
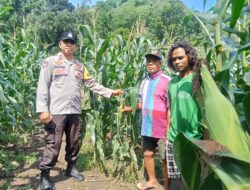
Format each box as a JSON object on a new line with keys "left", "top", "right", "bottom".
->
{"left": 54, "top": 68, "right": 66, "bottom": 75}
{"left": 55, "top": 59, "right": 63, "bottom": 65}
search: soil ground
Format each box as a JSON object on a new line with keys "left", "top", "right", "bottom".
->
{"left": 0, "top": 132, "right": 165, "bottom": 190}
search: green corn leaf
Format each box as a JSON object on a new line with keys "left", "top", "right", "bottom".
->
{"left": 200, "top": 64, "right": 250, "bottom": 163}
{"left": 0, "top": 84, "right": 8, "bottom": 104}
{"left": 129, "top": 86, "right": 138, "bottom": 115}
{"left": 96, "top": 139, "right": 104, "bottom": 157}
{"left": 243, "top": 72, "right": 250, "bottom": 86}
{"left": 96, "top": 35, "right": 113, "bottom": 66}
{"left": 242, "top": 94, "right": 250, "bottom": 128}
{"left": 237, "top": 42, "right": 250, "bottom": 53}
{"left": 0, "top": 5, "right": 13, "bottom": 18}
{"left": 136, "top": 36, "right": 145, "bottom": 56}
{"left": 111, "top": 138, "right": 120, "bottom": 173}
{"left": 230, "top": 0, "right": 247, "bottom": 28}
{"left": 86, "top": 112, "right": 96, "bottom": 144}
{"left": 223, "top": 26, "right": 247, "bottom": 42}
{"left": 79, "top": 25, "right": 96, "bottom": 46}
{"left": 189, "top": 10, "right": 215, "bottom": 45}
{"left": 203, "top": 0, "right": 207, "bottom": 12}
{"left": 241, "top": 5, "right": 250, "bottom": 14}
{"left": 214, "top": 69, "right": 230, "bottom": 91}
{"left": 173, "top": 133, "right": 250, "bottom": 190}
{"left": 221, "top": 37, "right": 239, "bottom": 52}
{"left": 7, "top": 96, "right": 17, "bottom": 105}
{"left": 115, "top": 35, "right": 124, "bottom": 50}
{"left": 120, "top": 143, "right": 130, "bottom": 159}
{"left": 215, "top": 0, "right": 230, "bottom": 21}
{"left": 195, "top": 12, "right": 217, "bottom": 25}
{"left": 234, "top": 90, "right": 247, "bottom": 104}
{"left": 129, "top": 147, "right": 138, "bottom": 170}
{"left": 0, "top": 52, "right": 5, "bottom": 68}
{"left": 116, "top": 96, "right": 124, "bottom": 129}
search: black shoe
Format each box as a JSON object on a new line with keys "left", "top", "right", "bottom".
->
{"left": 65, "top": 164, "right": 84, "bottom": 181}
{"left": 40, "top": 170, "right": 53, "bottom": 190}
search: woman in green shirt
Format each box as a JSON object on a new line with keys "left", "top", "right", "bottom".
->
{"left": 166, "top": 41, "right": 207, "bottom": 189}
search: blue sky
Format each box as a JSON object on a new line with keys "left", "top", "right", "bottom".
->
{"left": 182, "top": 0, "right": 216, "bottom": 11}
{"left": 69, "top": 0, "right": 216, "bottom": 11}
{"left": 69, "top": 0, "right": 98, "bottom": 6}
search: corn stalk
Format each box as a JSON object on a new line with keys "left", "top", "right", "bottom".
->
{"left": 0, "top": 30, "right": 45, "bottom": 143}
{"left": 78, "top": 24, "right": 154, "bottom": 179}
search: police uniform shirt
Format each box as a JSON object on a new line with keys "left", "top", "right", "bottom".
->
{"left": 36, "top": 52, "right": 113, "bottom": 114}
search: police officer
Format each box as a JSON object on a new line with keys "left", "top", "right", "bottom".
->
{"left": 36, "top": 32, "right": 122, "bottom": 190}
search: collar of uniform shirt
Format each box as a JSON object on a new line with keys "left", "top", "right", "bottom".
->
{"left": 57, "top": 52, "right": 74, "bottom": 65}
{"left": 65, "top": 59, "right": 74, "bottom": 65}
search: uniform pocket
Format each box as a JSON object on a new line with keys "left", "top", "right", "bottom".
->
{"left": 44, "top": 122, "right": 56, "bottom": 144}
{"left": 53, "top": 68, "right": 67, "bottom": 85}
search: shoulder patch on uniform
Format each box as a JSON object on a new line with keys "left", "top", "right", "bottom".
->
{"left": 83, "top": 66, "right": 92, "bottom": 80}
{"left": 75, "top": 70, "right": 83, "bottom": 79}
{"left": 41, "top": 55, "right": 57, "bottom": 68}
{"left": 41, "top": 61, "right": 48, "bottom": 68}
{"left": 74, "top": 61, "right": 83, "bottom": 70}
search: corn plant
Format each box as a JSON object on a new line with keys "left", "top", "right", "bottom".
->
{"left": 173, "top": 0, "right": 250, "bottom": 189}
{"left": 183, "top": 0, "right": 250, "bottom": 136}
{"left": 0, "top": 30, "right": 45, "bottom": 143}
{"left": 78, "top": 24, "right": 169, "bottom": 179}
{"left": 174, "top": 65, "right": 250, "bottom": 189}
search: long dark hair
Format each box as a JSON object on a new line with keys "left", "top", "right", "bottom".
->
{"left": 167, "top": 41, "right": 207, "bottom": 98}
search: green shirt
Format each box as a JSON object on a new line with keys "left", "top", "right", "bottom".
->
{"left": 167, "top": 73, "right": 203, "bottom": 142}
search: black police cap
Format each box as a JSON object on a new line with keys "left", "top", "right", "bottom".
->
{"left": 59, "top": 32, "right": 77, "bottom": 43}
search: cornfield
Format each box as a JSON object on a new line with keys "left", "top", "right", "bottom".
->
{"left": 0, "top": 30, "right": 45, "bottom": 143}
{"left": 0, "top": 0, "right": 250, "bottom": 188}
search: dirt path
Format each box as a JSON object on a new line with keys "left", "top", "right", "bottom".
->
{"left": 1, "top": 132, "right": 165, "bottom": 190}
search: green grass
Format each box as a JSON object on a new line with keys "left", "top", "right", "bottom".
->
{"left": 0, "top": 181, "right": 10, "bottom": 190}
{"left": 77, "top": 130, "right": 98, "bottom": 171}
{"left": 77, "top": 128, "right": 146, "bottom": 182}
{"left": 0, "top": 128, "right": 42, "bottom": 176}
{"left": 0, "top": 148, "right": 38, "bottom": 177}
{"left": 0, "top": 143, "right": 38, "bottom": 190}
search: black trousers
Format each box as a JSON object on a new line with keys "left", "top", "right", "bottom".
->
{"left": 39, "top": 114, "right": 83, "bottom": 171}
